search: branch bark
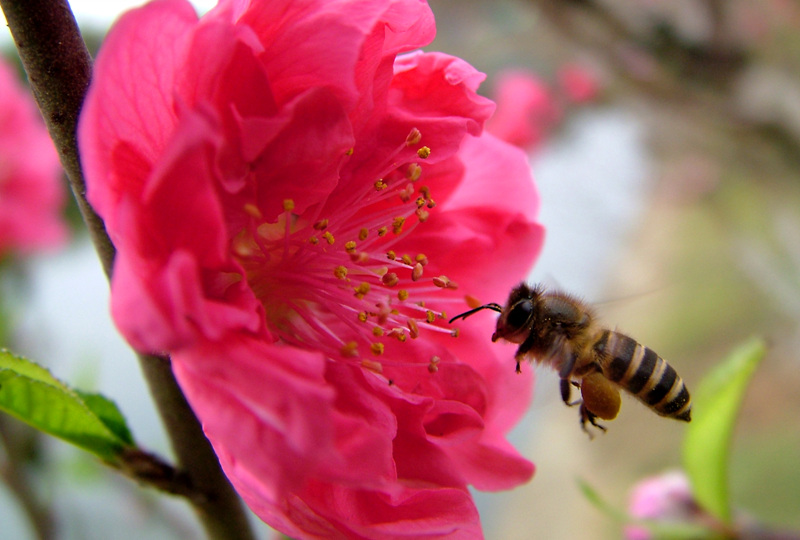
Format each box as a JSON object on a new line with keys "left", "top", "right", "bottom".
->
{"left": 0, "top": 2, "right": 256, "bottom": 539}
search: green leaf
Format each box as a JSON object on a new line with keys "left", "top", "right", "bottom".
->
{"left": 75, "top": 390, "right": 135, "bottom": 446}
{"left": 0, "top": 349, "right": 134, "bottom": 462}
{"left": 682, "top": 337, "right": 766, "bottom": 524}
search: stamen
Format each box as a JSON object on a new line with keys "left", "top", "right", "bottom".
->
{"left": 411, "top": 263, "right": 424, "bottom": 281}
{"left": 432, "top": 276, "right": 458, "bottom": 290}
{"left": 417, "top": 146, "right": 431, "bottom": 159}
{"left": 406, "top": 163, "right": 422, "bottom": 181}
{"left": 406, "top": 127, "right": 422, "bottom": 146}
{"left": 244, "top": 203, "right": 262, "bottom": 219}
{"left": 362, "top": 358, "right": 383, "bottom": 371}
{"left": 382, "top": 273, "right": 399, "bottom": 287}
{"left": 428, "top": 356, "right": 440, "bottom": 373}
{"left": 334, "top": 266, "right": 348, "bottom": 280}
{"left": 341, "top": 341, "right": 359, "bottom": 357}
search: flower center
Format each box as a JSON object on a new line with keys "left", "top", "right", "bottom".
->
{"left": 232, "top": 129, "right": 460, "bottom": 366}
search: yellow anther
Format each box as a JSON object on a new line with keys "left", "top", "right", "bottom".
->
{"left": 334, "top": 266, "right": 348, "bottom": 280}
{"left": 322, "top": 231, "right": 335, "bottom": 244}
{"left": 346, "top": 147, "right": 354, "bottom": 156}
{"left": 426, "top": 310, "right": 436, "bottom": 323}
{"left": 398, "top": 184, "right": 413, "bottom": 203}
{"left": 244, "top": 203, "right": 262, "bottom": 218}
{"left": 428, "top": 356, "right": 440, "bottom": 373}
{"left": 313, "top": 219, "right": 329, "bottom": 230}
{"left": 373, "top": 326, "right": 385, "bottom": 337}
{"left": 375, "top": 179, "right": 388, "bottom": 191}
{"left": 341, "top": 341, "right": 359, "bottom": 357}
{"left": 283, "top": 199, "right": 295, "bottom": 212}
{"left": 433, "top": 276, "right": 458, "bottom": 289}
{"left": 377, "top": 226, "right": 388, "bottom": 237}
{"left": 308, "top": 236, "right": 319, "bottom": 245}
{"left": 417, "top": 146, "right": 431, "bottom": 159}
{"left": 412, "top": 263, "right": 424, "bottom": 282}
{"left": 344, "top": 240, "right": 357, "bottom": 253}
{"left": 398, "top": 289, "right": 409, "bottom": 301}
{"left": 465, "top": 295, "right": 483, "bottom": 309}
{"left": 407, "top": 319, "right": 419, "bottom": 339}
{"left": 450, "top": 328, "right": 460, "bottom": 337}
{"left": 350, "top": 251, "right": 369, "bottom": 264}
{"left": 426, "top": 198, "right": 436, "bottom": 209}
{"left": 419, "top": 186, "right": 431, "bottom": 198}
{"left": 358, "top": 311, "right": 368, "bottom": 322}
{"left": 389, "top": 329, "right": 407, "bottom": 342}
{"left": 415, "top": 196, "right": 426, "bottom": 208}
{"left": 359, "top": 228, "right": 369, "bottom": 241}
{"left": 382, "top": 272, "right": 399, "bottom": 287}
{"left": 407, "top": 163, "right": 422, "bottom": 181}
{"left": 433, "top": 276, "right": 449, "bottom": 288}
{"left": 415, "top": 209, "right": 430, "bottom": 222}
{"left": 354, "top": 282, "right": 371, "bottom": 299}
{"left": 401, "top": 254, "right": 413, "bottom": 266}
{"left": 387, "top": 250, "right": 397, "bottom": 260}
{"left": 362, "top": 358, "right": 383, "bottom": 372}
{"left": 415, "top": 253, "right": 428, "bottom": 266}
{"left": 392, "top": 216, "right": 405, "bottom": 234}
{"left": 370, "top": 343, "right": 385, "bottom": 356}
{"left": 406, "top": 127, "right": 422, "bottom": 146}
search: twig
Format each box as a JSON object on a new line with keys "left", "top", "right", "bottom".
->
{"left": 0, "top": 1, "right": 256, "bottom": 539}
{"left": 0, "top": 415, "right": 55, "bottom": 540}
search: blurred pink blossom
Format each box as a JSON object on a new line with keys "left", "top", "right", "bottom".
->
{"left": 485, "top": 69, "right": 561, "bottom": 152}
{"left": 557, "top": 63, "right": 601, "bottom": 104}
{"left": 0, "top": 57, "right": 66, "bottom": 257}
{"left": 79, "top": 0, "right": 544, "bottom": 537}
{"left": 625, "top": 470, "right": 695, "bottom": 540}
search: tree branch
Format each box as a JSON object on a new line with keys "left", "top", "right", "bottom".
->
{"left": 0, "top": 2, "right": 256, "bottom": 539}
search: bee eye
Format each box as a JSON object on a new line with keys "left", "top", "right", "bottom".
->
{"left": 507, "top": 300, "right": 533, "bottom": 329}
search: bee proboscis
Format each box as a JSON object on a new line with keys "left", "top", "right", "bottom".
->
{"left": 450, "top": 283, "right": 692, "bottom": 434}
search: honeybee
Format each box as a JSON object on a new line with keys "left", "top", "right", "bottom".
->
{"left": 450, "top": 283, "right": 691, "bottom": 434}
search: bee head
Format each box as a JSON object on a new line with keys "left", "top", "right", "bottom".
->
{"left": 491, "top": 283, "right": 539, "bottom": 344}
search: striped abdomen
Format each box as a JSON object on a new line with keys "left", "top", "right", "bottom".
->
{"left": 594, "top": 330, "right": 691, "bottom": 421}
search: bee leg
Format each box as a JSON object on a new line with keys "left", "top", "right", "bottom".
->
{"left": 560, "top": 378, "right": 583, "bottom": 407}
{"left": 579, "top": 404, "right": 607, "bottom": 437}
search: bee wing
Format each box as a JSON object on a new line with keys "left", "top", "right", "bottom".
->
{"left": 540, "top": 333, "right": 578, "bottom": 378}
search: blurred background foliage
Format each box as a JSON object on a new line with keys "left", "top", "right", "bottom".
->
{"left": 1, "top": 0, "right": 799, "bottom": 539}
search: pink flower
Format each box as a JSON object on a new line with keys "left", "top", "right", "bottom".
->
{"left": 484, "top": 69, "right": 561, "bottom": 152}
{"left": 79, "top": 0, "right": 543, "bottom": 537}
{"left": 0, "top": 56, "right": 66, "bottom": 256}
{"left": 556, "top": 63, "right": 601, "bottom": 104}
{"left": 625, "top": 470, "right": 696, "bottom": 540}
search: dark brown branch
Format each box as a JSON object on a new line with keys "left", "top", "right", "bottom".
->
{"left": 0, "top": 415, "right": 55, "bottom": 540}
{"left": 0, "top": 2, "right": 256, "bottom": 539}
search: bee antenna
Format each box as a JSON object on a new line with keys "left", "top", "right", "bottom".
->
{"left": 448, "top": 303, "right": 503, "bottom": 324}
